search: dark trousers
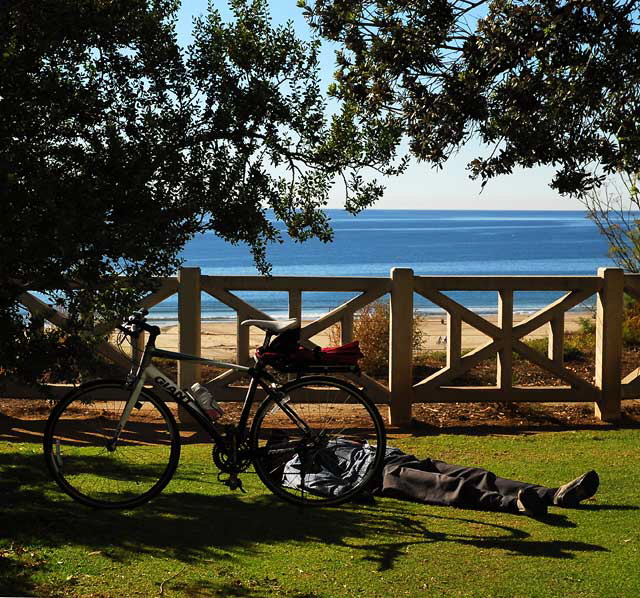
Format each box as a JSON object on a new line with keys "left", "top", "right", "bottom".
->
{"left": 378, "top": 455, "right": 557, "bottom": 513}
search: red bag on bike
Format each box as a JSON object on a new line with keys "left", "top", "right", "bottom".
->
{"left": 256, "top": 329, "right": 363, "bottom": 370}
{"left": 316, "top": 342, "right": 364, "bottom": 365}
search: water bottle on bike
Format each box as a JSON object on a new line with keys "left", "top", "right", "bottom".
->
{"left": 189, "top": 383, "right": 224, "bottom": 421}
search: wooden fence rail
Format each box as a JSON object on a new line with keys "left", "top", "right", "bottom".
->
{"left": 9, "top": 267, "right": 639, "bottom": 424}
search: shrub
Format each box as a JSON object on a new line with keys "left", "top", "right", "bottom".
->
{"left": 414, "top": 351, "right": 447, "bottom": 366}
{"left": 565, "top": 330, "right": 594, "bottom": 357}
{"left": 574, "top": 299, "right": 640, "bottom": 347}
{"left": 329, "top": 300, "right": 424, "bottom": 377}
{"left": 563, "top": 345, "right": 586, "bottom": 362}
{"left": 623, "top": 295, "right": 640, "bottom": 346}
{"left": 517, "top": 336, "right": 587, "bottom": 362}
{"left": 578, "top": 316, "right": 596, "bottom": 335}
{"left": 522, "top": 337, "right": 548, "bottom": 355}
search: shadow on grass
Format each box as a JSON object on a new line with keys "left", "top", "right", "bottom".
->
{"left": 338, "top": 505, "right": 608, "bottom": 572}
{"left": 1, "top": 450, "right": 610, "bottom": 596}
{"left": 0, "top": 413, "right": 216, "bottom": 445}
{"left": 0, "top": 414, "right": 47, "bottom": 444}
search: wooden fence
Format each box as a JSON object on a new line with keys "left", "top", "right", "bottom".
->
{"left": 11, "top": 267, "right": 640, "bottom": 425}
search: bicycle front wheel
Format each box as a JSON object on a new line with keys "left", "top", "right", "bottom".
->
{"left": 43, "top": 379, "right": 181, "bottom": 509}
{"left": 250, "top": 376, "right": 386, "bottom": 507}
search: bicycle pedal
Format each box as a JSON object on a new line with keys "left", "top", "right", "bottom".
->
{"left": 218, "top": 473, "right": 247, "bottom": 493}
{"left": 228, "top": 477, "right": 246, "bottom": 493}
{"left": 234, "top": 481, "right": 247, "bottom": 493}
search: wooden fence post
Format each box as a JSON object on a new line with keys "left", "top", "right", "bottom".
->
{"left": 389, "top": 268, "right": 414, "bottom": 426}
{"left": 237, "top": 309, "right": 250, "bottom": 366}
{"left": 497, "top": 289, "right": 513, "bottom": 390}
{"left": 178, "top": 267, "right": 201, "bottom": 389}
{"left": 341, "top": 313, "right": 354, "bottom": 344}
{"left": 447, "top": 312, "right": 462, "bottom": 370}
{"left": 548, "top": 314, "right": 564, "bottom": 365}
{"left": 595, "top": 267, "right": 624, "bottom": 421}
{"left": 288, "top": 289, "right": 302, "bottom": 322}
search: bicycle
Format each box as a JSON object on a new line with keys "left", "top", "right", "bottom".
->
{"left": 43, "top": 309, "right": 386, "bottom": 509}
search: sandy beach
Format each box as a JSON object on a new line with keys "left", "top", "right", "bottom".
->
{"left": 155, "top": 312, "right": 592, "bottom": 361}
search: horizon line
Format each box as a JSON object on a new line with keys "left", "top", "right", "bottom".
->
{"left": 318, "top": 207, "right": 594, "bottom": 212}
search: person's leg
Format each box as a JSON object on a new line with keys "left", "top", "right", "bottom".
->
{"left": 482, "top": 469, "right": 599, "bottom": 507}
{"left": 379, "top": 460, "right": 513, "bottom": 512}
{"left": 430, "top": 459, "right": 598, "bottom": 508}
{"left": 429, "top": 460, "right": 554, "bottom": 511}
{"left": 492, "top": 474, "right": 556, "bottom": 504}
{"left": 429, "top": 461, "right": 501, "bottom": 491}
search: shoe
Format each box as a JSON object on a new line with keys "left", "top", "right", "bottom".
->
{"left": 516, "top": 488, "right": 548, "bottom": 517}
{"left": 553, "top": 470, "right": 599, "bottom": 507}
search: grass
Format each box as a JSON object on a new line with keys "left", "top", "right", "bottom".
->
{"left": 2, "top": 429, "right": 640, "bottom": 597}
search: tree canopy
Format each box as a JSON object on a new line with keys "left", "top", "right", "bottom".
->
{"left": 585, "top": 173, "right": 640, "bottom": 272}
{"left": 302, "top": 0, "right": 640, "bottom": 196}
{"left": 0, "top": 0, "right": 401, "bottom": 384}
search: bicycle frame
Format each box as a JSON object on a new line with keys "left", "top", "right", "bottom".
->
{"left": 113, "top": 335, "right": 310, "bottom": 449}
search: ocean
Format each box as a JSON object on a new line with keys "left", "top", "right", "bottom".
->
{"left": 148, "top": 210, "right": 614, "bottom": 322}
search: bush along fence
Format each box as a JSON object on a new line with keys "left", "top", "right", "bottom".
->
{"left": 12, "top": 267, "right": 640, "bottom": 425}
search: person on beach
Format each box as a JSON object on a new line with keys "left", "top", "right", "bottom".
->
{"left": 281, "top": 440, "right": 600, "bottom": 517}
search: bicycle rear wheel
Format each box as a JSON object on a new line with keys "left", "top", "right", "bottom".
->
{"left": 250, "top": 376, "right": 386, "bottom": 507}
{"left": 43, "top": 379, "right": 180, "bottom": 509}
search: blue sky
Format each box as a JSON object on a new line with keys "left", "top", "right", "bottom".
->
{"left": 177, "top": 1, "right": 587, "bottom": 211}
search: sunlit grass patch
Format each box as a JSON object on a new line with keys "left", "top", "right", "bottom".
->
{"left": 2, "top": 430, "right": 639, "bottom": 597}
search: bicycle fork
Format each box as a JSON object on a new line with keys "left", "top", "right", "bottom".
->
{"left": 109, "top": 375, "right": 147, "bottom": 450}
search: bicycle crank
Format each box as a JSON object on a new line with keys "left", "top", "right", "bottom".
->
{"left": 218, "top": 472, "right": 246, "bottom": 493}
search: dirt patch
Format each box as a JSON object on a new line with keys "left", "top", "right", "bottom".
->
{"left": 409, "top": 400, "right": 640, "bottom": 433}
{"left": 0, "top": 399, "right": 53, "bottom": 420}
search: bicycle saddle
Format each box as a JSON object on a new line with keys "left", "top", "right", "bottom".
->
{"left": 241, "top": 318, "right": 299, "bottom": 334}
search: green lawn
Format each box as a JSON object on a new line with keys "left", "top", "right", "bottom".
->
{"left": 2, "top": 429, "right": 639, "bottom": 597}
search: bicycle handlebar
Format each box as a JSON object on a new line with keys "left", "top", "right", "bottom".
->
{"left": 117, "top": 308, "right": 160, "bottom": 338}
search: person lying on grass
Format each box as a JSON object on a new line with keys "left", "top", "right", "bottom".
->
{"left": 279, "top": 439, "right": 599, "bottom": 517}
